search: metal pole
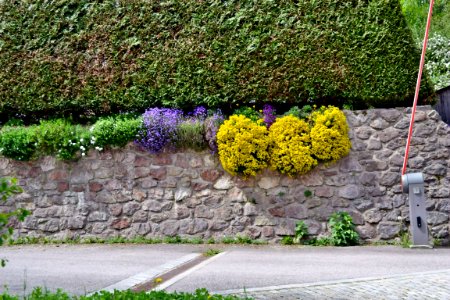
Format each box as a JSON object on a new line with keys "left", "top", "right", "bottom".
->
{"left": 401, "top": 0, "right": 435, "bottom": 176}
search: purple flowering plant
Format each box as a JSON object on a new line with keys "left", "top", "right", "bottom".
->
{"left": 263, "top": 104, "right": 276, "bottom": 128}
{"left": 191, "top": 106, "right": 207, "bottom": 120}
{"left": 136, "top": 108, "right": 182, "bottom": 153}
{"left": 204, "top": 109, "right": 224, "bottom": 153}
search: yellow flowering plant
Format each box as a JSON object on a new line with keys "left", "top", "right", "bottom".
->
{"left": 310, "top": 106, "right": 351, "bottom": 161}
{"left": 268, "top": 115, "right": 317, "bottom": 176}
{"left": 217, "top": 115, "right": 269, "bottom": 177}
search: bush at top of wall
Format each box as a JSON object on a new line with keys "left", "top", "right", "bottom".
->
{"left": 217, "top": 105, "right": 351, "bottom": 177}
{"left": 0, "top": 0, "right": 434, "bottom": 122}
{"left": 0, "top": 107, "right": 220, "bottom": 161}
{"left": 0, "top": 105, "right": 350, "bottom": 179}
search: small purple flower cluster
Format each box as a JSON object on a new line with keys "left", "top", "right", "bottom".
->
{"left": 205, "top": 109, "right": 224, "bottom": 153}
{"left": 191, "top": 106, "right": 207, "bottom": 120}
{"left": 263, "top": 104, "right": 276, "bottom": 128}
{"left": 136, "top": 108, "right": 182, "bottom": 153}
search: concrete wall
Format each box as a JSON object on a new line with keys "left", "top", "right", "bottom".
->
{"left": 1, "top": 106, "right": 450, "bottom": 244}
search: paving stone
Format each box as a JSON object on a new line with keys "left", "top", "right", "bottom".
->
{"left": 229, "top": 270, "right": 450, "bottom": 300}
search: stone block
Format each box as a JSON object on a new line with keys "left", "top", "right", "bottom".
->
{"left": 132, "top": 223, "right": 152, "bottom": 235}
{"left": 436, "top": 199, "right": 450, "bottom": 212}
{"left": 338, "top": 185, "right": 361, "bottom": 199}
{"left": 262, "top": 226, "right": 275, "bottom": 237}
{"left": 285, "top": 204, "right": 306, "bottom": 219}
{"left": 132, "top": 210, "right": 149, "bottom": 223}
{"left": 134, "top": 156, "right": 151, "bottom": 167}
{"left": 154, "top": 154, "right": 172, "bottom": 166}
{"left": 377, "top": 222, "right": 400, "bottom": 239}
{"left": 195, "top": 205, "right": 214, "bottom": 219}
{"left": 175, "top": 187, "right": 192, "bottom": 202}
{"left": 268, "top": 207, "right": 285, "bottom": 217}
{"left": 111, "top": 218, "right": 131, "bottom": 230}
{"left": 214, "top": 175, "right": 233, "bottom": 190}
{"left": 123, "top": 202, "right": 141, "bottom": 216}
{"left": 204, "top": 195, "right": 223, "bottom": 208}
{"left": 68, "top": 216, "right": 86, "bottom": 229}
{"left": 357, "top": 225, "right": 376, "bottom": 239}
{"left": 244, "top": 203, "right": 257, "bottom": 216}
{"left": 142, "top": 200, "right": 162, "bottom": 212}
{"left": 254, "top": 216, "right": 276, "bottom": 226}
{"left": 70, "top": 169, "right": 93, "bottom": 184}
{"left": 88, "top": 211, "right": 109, "bottom": 222}
{"left": 364, "top": 209, "right": 383, "bottom": 224}
{"left": 258, "top": 177, "right": 280, "bottom": 189}
{"left": 200, "top": 169, "right": 221, "bottom": 182}
{"left": 427, "top": 212, "right": 449, "bottom": 226}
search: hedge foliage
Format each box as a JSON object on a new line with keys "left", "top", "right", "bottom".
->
{"left": 0, "top": 0, "right": 434, "bottom": 121}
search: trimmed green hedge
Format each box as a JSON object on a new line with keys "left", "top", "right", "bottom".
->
{"left": 0, "top": 0, "right": 434, "bottom": 120}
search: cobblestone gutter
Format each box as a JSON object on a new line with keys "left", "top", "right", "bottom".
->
{"left": 1, "top": 106, "right": 449, "bottom": 243}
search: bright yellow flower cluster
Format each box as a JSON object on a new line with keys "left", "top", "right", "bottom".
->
{"left": 268, "top": 115, "right": 317, "bottom": 176}
{"left": 310, "top": 106, "right": 351, "bottom": 161}
{"left": 217, "top": 106, "right": 351, "bottom": 177}
{"left": 217, "top": 115, "right": 269, "bottom": 177}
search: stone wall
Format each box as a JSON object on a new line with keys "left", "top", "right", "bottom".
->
{"left": 1, "top": 106, "right": 450, "bottom": 244}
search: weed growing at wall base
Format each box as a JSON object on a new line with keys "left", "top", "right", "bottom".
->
{"left": 0, "top": 287, "right": 249, "bottom": 300}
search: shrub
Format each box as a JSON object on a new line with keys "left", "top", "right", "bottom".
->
{"left": 176, "top": 119, "right": 207, "bottom": 151}
{"left": 425, "top": 34, "right": 450, "bottom": 90}
{"left": 329, "top": 212, "right": 359, "bottom": 246}
{"left": 136, "top": 108, "right": 182, "bottom": 153}
{"left": 284, "top": 105, "right": 313, "bottom": 119}
{"left": 0, "top": 126, "right": 37, "bottom": 161}
{"left": 0, "top": 0, "right": 433, "bottom": 121}
{"left": 57, "top": 125, "right": 92, "bottom": 160}
{"left": 310, "top": 106, "right": 351, "bottom": 162}
{"left": 92, "top": 116, "right": 141, "bottom": 148}
{"left": 233, "top": 106, "right": 261, "bottom": 122}
{"left": 268, "top": 115, "right": 317, "bottom": 176}
{"left": 217, "top": 115, "right": 269, "bottom": 177}
{"left": 35, "top": 119, "right": 76, "bottom": 155}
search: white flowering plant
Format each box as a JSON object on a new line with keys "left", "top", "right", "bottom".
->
{"left": 57, "top": 125, "right": 93, "bottom": 160}
{"left": 425, "top": 34, "right": 450, "bottom": 91}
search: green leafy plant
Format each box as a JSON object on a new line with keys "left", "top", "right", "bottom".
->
{"left": 293, "top": 221, "right": 309, "bottom": 244}
{"left": 233, "top": 107, "right": 262, "bottom": 122}
{"left": 306, "top": 237, "right": 332, "bottom": 246}
{"left": 304, "top": 190, "right": 313, "bottom": 197}
{"left": 400, "top": 232, "right": 412, "bottom": 248}
{"left": 35, "top": 119, "right": 76, "bottom": 155}
{"left": 328, "top": 212, "right": 359, "bottom": 246}
{"left": 57, "top": 125, "right": 92, "bottom": 160}
{"left": 1, "top": 178, "right": 29, "bottom": 266}
{"left": 0, "top": 287, "right": 246, "bottom": 300}
{"left": 175, "top": 119, "right": 208, "bottom": 151}
{"left": 204, "top": 248, "right": 221, "bottom": 257}
{"left": 284, "top": 105, "right": 312, "bottom": 119}
{"left": 280, "top": 236, "right": 294, "bottom": 245}
{"left": 91, "top": 116, "right": 141, "bottom": 148}
{"left": 0, "top": 126, "right": 37, "bottom": 161}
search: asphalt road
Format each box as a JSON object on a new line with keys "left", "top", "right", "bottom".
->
{"left": 0, "top": 244, "right": 202, "bottom": 296}
{"left": 1, "top": 244, "right": 450, "bottom": 296}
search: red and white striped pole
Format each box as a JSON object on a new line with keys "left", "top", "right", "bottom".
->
{"left": 401, "top": 0, "right": 435, "bottom": 178}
